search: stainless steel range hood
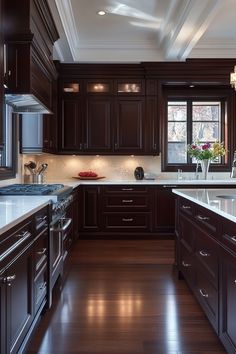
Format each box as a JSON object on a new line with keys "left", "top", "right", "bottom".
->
{"left": 5, "top": 94, "right": 52, "bottom": 114}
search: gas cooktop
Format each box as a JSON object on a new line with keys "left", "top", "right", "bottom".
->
{"left": 0, "top": 184, "right": 73, "bottom": 200}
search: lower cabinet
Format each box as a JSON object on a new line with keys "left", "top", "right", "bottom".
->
{"left": 220, "top": 248, "right": 236, "bottom": 353}
{"left": 79, "top": 185, "right": 176, "bottom": 238}
{"left": 176, "top": 196, "right": 236, "bottom": 353}
{"left": 0, "top": 205, "right": 50, "bottom": 354}
{"left": 1, "top": 246, "right": 33, "bottom": 354}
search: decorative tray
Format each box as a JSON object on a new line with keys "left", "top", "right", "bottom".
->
{"left": 72, "top": 176, "right": 106, "bottom": 180}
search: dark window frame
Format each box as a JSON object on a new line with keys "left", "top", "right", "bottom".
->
{"left": 162, "top": 87, "right": 232, "bottom": 172}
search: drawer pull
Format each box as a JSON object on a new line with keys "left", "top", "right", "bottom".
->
{"left": 37, "top": 248, "right": 47, "bottom": 255}
{"left": 196, "top": 215, "right": 210, "bottom": 221}
{"left": 36, "top": 216, "right": 47, "bottom": 223}
{"left": 163, "top": 185, "right": 177, "bottom": 188}
{"left": 122, "top": 218, "right": 134, "bottom": 222}
{"left": 182, "top": 261, "right": 191, "bottom": 267}
{"left": 122, "top": 199, "right": 133, "bottom": 203}
{"left": 199, "top": 250, "right": 210, "bottom": 257}
{"left": 229, "top": 235, "right": 236, "bottom": 242}
{"left": 199, "top": 289, "right": 209, "bottom": 298}
{"left": 182, "top": 205, "right": 191, "bottom": 209}
{"left": 122, "top": 188, "right": 133, "bottom": 191}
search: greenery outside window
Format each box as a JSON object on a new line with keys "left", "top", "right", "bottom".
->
{"left": 162, "top": 89, "right": 230, "bottom": 172}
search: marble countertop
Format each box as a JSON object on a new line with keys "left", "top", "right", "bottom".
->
{"left": 0, "top": 196, "right": 50, "bottom": 234}
{"left": 172, "top": 188, "right": 236, "bottom": 223}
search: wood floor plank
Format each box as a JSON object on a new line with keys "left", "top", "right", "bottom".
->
{"left": 25, "top": 240, "right": 226, "bottom": 354}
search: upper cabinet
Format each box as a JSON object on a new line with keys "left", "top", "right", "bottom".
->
{"left": 3, "top": 0, "right": 59, "bottom": 113}
{"left": 58, "top": 76, "right": 150, "bottom": 155}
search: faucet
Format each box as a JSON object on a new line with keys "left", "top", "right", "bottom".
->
{"left": 231, "top": 151, "right": 236, "bottom": 178}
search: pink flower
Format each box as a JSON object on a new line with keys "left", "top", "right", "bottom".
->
{"left": 202, "top": 143, "right": 210, "bottom": 150}
{"left": 191, "top": 145, "right": 197, "bottom": 149}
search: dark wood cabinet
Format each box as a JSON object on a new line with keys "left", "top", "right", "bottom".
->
{"left": 114, "top": 97, "right": 145, "bottom": 153}
{"left": 146, "top": 96, "right": 159, "bottom": 154}
{"left": 43, "top": 79, "right": 58, "bottom": 153}
{"left": 220, "top": 248, "right": 236, "bottom": 354}
{"left": 0, "top": 205, "right": 49, "bottom": 354}
{"left": 153, "top": 186, "right": 175, "bottom": 234}
{"left": 5, "top": 246, "right": 33, "bottom": 354}
{"left": 176, "top": 194, "right": 236, "bottom": 353}
{"left": 80, "top": 186, "right": 100, "bottom": 231}
{"left": 84, "top": 97, "right": 113, "bottom": 153}
{"left": 0, "top": 0, "right": 3, "bottom": 146}
{"left": 60, "top": 98, "right": 83, "bottom": 151}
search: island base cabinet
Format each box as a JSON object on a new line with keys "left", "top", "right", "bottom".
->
{"left": 220, "top": 248, "right": 236, "bottom": 354}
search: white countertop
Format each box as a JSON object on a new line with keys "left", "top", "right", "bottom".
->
{"left": 172, "top": 188, "right": 236, "bottom": 223}
{"left": 46, "top": 178, "right": 236, "bottom": 188}
{"left": 0, "top": 196, "right": 50, "bottom": 234}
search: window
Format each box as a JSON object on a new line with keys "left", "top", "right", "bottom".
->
{"left": 163, "top": 88, "right": 230, "bottom": 172}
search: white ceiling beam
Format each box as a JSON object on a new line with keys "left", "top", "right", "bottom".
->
{"left": 162, "top": 0, "right": 224, "bottom": 61}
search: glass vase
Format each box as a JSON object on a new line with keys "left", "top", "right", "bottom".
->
{"left": 200, "top": 159, "right": 210, "bottom": 180}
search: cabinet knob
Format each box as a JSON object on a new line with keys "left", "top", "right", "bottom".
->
{"left": 199, "top": 250, "right": 210, "bottom": 257}
{"left": 4, "top": 275, "right": 16, "bottom": 286}
{"left": 182, "top": 205, "right": 191, "bottom": 210}
{"left": 199, "top": 288, "right": 209, "bottom": 298}
{"left": 182, "top": 260, "right": 191, "bottom": 267}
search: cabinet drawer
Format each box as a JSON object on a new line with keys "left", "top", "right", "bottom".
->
{"left": 179, "top": 243, "right": 195, "bottom": 287}
{"left": 34, "top": 206, "right": 49, "bottom": 235}
{"left": 195, "top": 229, "right": 218, "bottom": 286}
{"left": 194, "top": 205, "right": 219, "bottom": 237}
{"left": 34, "top": 230, "right": 48, "bottom": 275}
{"left": 34, "top": 262, "right": 47, "bottom": 314}
{"left": 103, "top": 185, "right": 148, "bottom": 194}
{"left": 103, "top": 195, "right": 150, "bottom": 211}
{"left": 0, "top": 220, "right": 32, "bottom": 267}
{"left": 179, "top": 214, "right": 195, "bottom": 251}
{"left": 221, "top": 221, "right": 236, "bottom": 253}
{"left": 103, "top": 212, "right": 151, "bottom": 231}
{"left": 195, "top": 267, "right": 218, "bottom": 332}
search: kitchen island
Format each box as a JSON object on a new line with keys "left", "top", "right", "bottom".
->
{"left": 173, "top": 188, "right": 236, "bottom": 354}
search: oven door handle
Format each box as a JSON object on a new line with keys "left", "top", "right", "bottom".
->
{"left": 51, "top": 218, "right": 72, "bottom": 232}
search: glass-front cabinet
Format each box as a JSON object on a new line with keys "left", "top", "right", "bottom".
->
{"left": 115, "top": 80, "right": 145, "bottom": 95}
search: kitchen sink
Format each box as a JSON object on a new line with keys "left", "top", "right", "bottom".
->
{"left": 216, "top": 195, "right": 236, "bottom": 200}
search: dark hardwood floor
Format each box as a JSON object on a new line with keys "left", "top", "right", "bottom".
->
{"left": 25, "top": 240, "right": 226, "bottom": 354}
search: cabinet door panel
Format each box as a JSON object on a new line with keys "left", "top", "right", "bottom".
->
{"left": 81, "top": 187, "right": 100, "bottom": 231}
{"left": 220, "top": 249, "right": 236, "bottom": 353}
{"left": 154, "top": 187, "right": 175, "bottom": 233}
{"left": 6, "top": 248, "right": 33, "bottom": 354}
{"left": 60, "top": 99, "right": 82, "bottom": 151}
{"left": 114, "top": 98, "right": 144, "bottom": 152}
{"left": 85, "top": 98, "right": 112, "bottom": 152}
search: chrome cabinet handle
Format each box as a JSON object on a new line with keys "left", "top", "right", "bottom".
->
{"left": 199, "top": 289, "right": 209, "bottom": 298}
{"left": 163, "top": 185, "right": 177, "bottom": 188}
{"left": 182, "top": 261, "right": 191, "bottom": 267}
{"left": 229, "top": 235, "right": 236, "bottom": 242}
{"left": 122, "top": 188, "right": 133, "bottom": 191}
{"left": 196, "top": 215, "right": 210, "bottom": 221}
{"left": 199, "top": 250, "right": 210, "bottom": 257}
{"left": 122, "top": 199, "right": 133, "bottom": 203}
{"left": 37, "top": 248, "right": 47, "bottom": 255}
{"left": 182, "top": 205, "right": 191, "bottom": 209}
{"left": 122, "top": 218, "right": 133, "bottom": 222}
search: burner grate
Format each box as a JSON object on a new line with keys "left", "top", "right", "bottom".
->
{"left": 0, "top": 184, "right": 65, "bottom": 195}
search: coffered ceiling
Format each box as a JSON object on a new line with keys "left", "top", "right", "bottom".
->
{"left": 47, "top": 0, "right": 236, "bottom": 63}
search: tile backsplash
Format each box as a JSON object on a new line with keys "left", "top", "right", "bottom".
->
{"left": 21, "top": 153, "right": 231, "bottom": 181}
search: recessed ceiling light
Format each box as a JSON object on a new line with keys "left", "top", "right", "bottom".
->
{"left": 97, "top": 10, "right": 106, "bottom": 16}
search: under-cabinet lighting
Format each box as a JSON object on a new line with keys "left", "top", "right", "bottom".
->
{"left": 97, "top": 10, "right": 106, "bottom": 16}
{"left": 230, "top": 66, "right": 236, "bottom": 89}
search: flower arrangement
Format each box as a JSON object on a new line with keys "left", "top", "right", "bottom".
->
{"left": 187, "top": 141, "right": 226, "bottom": 161}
